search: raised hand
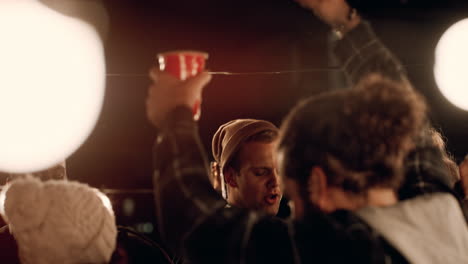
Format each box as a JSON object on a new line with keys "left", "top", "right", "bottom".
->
{"left": 294, "top": 0, "right": 361, "bottom": 35}
{"left": 146, "top": 68, "right": 212, "bottom": 127}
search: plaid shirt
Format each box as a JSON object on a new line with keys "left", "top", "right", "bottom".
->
{"left": 333, "top": 21, "right": 406, "bottom": 85}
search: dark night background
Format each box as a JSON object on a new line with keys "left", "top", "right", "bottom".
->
{"left": 3, "top": 0, "right": 467, "bottom": 236}
{"left": 68, "top": 0, "right": 468, "bottom": 189}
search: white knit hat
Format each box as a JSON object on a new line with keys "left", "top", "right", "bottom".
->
{"left": 0, "top": 176, "right": 117, "bottom": 264}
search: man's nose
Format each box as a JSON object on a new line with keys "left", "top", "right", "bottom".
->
{"left": 267, "top": 170, "right": 280, "bottom": 189}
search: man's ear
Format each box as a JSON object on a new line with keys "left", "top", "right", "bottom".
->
{"left": 307, "top": 166, "right": 328, "bottom": 208}
{"left": 224, "top": 167, "right": 238, "bottom": 188}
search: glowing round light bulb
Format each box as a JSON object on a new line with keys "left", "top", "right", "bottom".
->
{"left": 434, "top": 18, "right": 468, "bottom": 111}
{"left": 0, "top": 0, "right": 105, "bottom": 173}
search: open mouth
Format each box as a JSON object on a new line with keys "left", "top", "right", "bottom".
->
{"left": 265, "top": 194, "right": 280, "bottom": 205}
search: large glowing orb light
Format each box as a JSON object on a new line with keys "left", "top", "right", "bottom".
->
{"left": 434, "top": 18, "right": 468, "bottom": 111}
{"left": 0, "top": 0, "right": 105, "bottom": 173}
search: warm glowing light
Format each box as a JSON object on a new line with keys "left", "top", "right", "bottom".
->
{"left": 434, "top": 18, "right": 468, "bottom": 111}
{"left": 0, "top": 0, "right": 105, "bottom": 173}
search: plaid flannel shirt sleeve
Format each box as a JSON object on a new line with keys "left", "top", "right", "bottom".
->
{"left": 333, "top": 20, "right": 408, "bottom": 85}
{"left": 152, "top": 106, "right": 227, "bottom": 255}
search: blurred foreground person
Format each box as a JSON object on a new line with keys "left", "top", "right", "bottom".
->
{"left": 0, "top": 162, "right": 67, "bottom": 263}
{"left": 0, "top": 176, "right": 117, "bottom": 264}
{"left": 211, "top": 119, "right": 282, "bottom": 215}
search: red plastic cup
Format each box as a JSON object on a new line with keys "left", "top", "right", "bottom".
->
{"left": 157, "top": 50, "right": 208, "bottom": 120}
{"left": 157, "top": 51, "right": 208, "bottom": 80}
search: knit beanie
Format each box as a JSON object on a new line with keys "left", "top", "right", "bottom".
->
{"left": 212, "top": 119, "right": 278, "bottom": 172}
{"left": 0, "top": 176, "right": 117, "bottom": 264}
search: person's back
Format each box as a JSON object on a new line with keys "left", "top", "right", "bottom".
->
{"left": 357, "top": 193, "right": 468, "bottom": 263}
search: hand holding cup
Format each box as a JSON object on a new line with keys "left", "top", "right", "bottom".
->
{"left": 146, "top": 68, "right": 211, "bottom": 128}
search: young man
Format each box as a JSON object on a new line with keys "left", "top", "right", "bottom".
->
{"left": 211, "top": 119, "right": 282, "bottom": 215}
{"left": 146, "top": 0, "right": 468, "bottom": 262}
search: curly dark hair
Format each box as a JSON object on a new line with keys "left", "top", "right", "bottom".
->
{"left": 278, "top": 74, "right": 427, "bottom": 201}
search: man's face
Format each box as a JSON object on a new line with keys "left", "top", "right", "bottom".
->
{"left": 229, "top": 141, "right": 282, "bottom": 215}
